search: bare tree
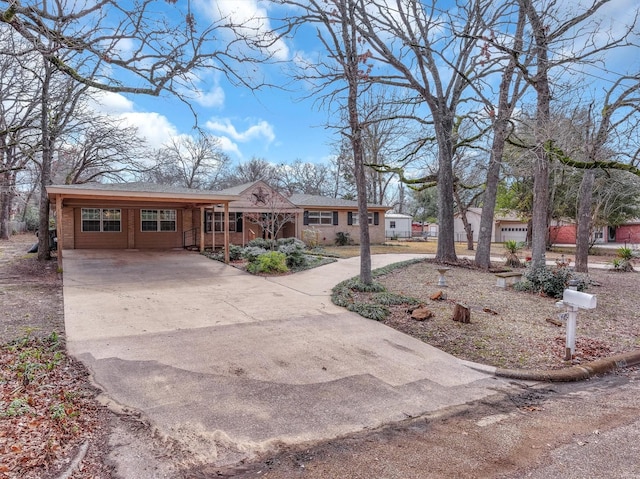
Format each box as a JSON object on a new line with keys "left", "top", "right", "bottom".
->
{"left": 280, "top": 0, "right": 375, "bottom": 282}
{"left": 243, "top": 184, "right": 297, "bottom": 242}
{"left": 546, "top": 76, "right": 640, "bottom": 271}
{"left": 154, "top": 133, "right": 230, "bottom": 189}
{"left": 517, "top": 0, "right": 638, "bottom": 270}
{"left": 0, "top": 0, "right": 274, "bottom": 97}
{"left": 220, "top": 157, "right": 279, "bottom": 188}
{"left": 0, "top": 34, "right": 40, "bottom": 239}
{"left": 352, "top": 0, "right": 509, "bottom": 263}
{"left": 474, "top": 5, "right": 530, "bottom": 269}
{"left": 276, "top": 160, "right": 332, "bottom": 196}
{"left": 53, "top": 115, "right": 150, "bottom": 185}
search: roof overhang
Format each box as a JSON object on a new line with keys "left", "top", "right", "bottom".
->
{"left": 46, "top": 184, "right": 241, "bottom": 207}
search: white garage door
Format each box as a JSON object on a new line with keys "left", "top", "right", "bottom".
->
{"left": 500, "top": 226, "right": 527, "bottom": 242}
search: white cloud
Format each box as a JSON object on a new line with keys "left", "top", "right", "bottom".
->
{"left": 215, "top": 135, "right": 243, "bottom": 157}
{"left": 119, "top": 112, "right": 178, "bottom": 149}
{"left": 89, "top": 91, "right": 135, "bottom": 114}
{"left": 205, "top": 118, "right": 275, "bottom": 144}
{"left": 197, "top": 0, "right": 290, "bottom": 61}
{"left": 86, "top": 90, "right": 179, "bottom": 149}
{"left": 193, "top": 84, "right": 225, "bottom": 108}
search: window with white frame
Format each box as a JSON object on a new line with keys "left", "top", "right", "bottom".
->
{"left": 141, "top": 209, "right": 176, "bottom": 232}
{"left": 307, "top": 211, "right": 333, "bottom": 225}
{"left": 352, "top": 212, "right": 373, "bottom": 225}
{"left": 81, "top": 208, "right": 121, "bottom": 232}
{"left": 390, "top": 221, "right": 396, "bottom": 229}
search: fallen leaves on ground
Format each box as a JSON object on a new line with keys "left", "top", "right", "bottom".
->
{"left": 0, "top": 335, "right": 108, "bottom": 479}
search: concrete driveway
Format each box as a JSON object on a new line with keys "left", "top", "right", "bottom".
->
{"left": 63, "top": 250, "right": 514, "bottom": 469}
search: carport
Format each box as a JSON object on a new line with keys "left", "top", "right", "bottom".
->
{"left": 46, "top": 182, "right": 240, "bottom": 268}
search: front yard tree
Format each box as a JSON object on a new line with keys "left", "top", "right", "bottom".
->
{"left": 0, "top": 0, "right": 270, "bottom": 96}
{"left": 354, "top": 0, "right": 504, "bottom": 263}
{"left": 243, "top": 184, "right": 297, "bottom": 242}
{"left": 474, "top": 5, "right": 530, "bottom": 269}
{"left": 55, "top": 114, "right": 150, "bottom": 185}
{"left": 0, "top": 34, "right": 39, "bottom": 239}
{"left": 155, "top": 133, "right": 230, "bottom": 190}
{"left": 280, "top": 0, "right": 374, "bottom": 283}
{"left": 516, "top": 0, "right": 637, "bottom": 270}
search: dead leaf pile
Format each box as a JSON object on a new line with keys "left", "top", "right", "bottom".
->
{"left": 0, "top": 336, "right": 106, "bottom": 479}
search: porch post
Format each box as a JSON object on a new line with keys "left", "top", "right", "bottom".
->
{"left": 55, "top": 195, "right": 63, "bottom": 269}
{"left": 212, "top": 205, "right": 216, "bottom": 251}
{"left": 224, "top": 202, "right": 230, "bottom": 263}
{"left": 199, "top": 206, "right": 205, "bottom": 252}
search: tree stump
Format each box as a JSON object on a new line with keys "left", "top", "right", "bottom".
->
{"left": 452, "top": 303, "right": 470, "bottom": 323}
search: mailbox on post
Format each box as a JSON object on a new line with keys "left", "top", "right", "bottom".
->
{"left": 562, "top": 289, "right": 597, "bottom": 310}
{"left": 560, "top": 289, "right": 597, "bottom": 360}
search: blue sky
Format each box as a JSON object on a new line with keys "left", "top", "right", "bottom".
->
{"left": 91, "top": 0, "right": 640, "bottom": 170}
{"left": 92, "top": 0, "right": 335, "bottom": 167}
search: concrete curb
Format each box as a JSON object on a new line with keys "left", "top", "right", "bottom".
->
{"left": 492, "top": 349, "right": 640, "bottom": 382}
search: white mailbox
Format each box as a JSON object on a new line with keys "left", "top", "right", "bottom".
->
{"left": 562, "top": 289, "right": 597, "bottom": 309}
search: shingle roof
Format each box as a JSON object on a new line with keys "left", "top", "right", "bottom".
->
{"left": 50, "top": 182, "right": 229, "bottom": 195}
{"left": 288, "top": 193, "right": 387, "bottom": 209}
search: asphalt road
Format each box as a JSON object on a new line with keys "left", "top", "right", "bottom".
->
{"left": 207, "top": 367, "right": 640, "bottom": 478}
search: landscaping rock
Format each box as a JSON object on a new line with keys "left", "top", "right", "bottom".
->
{"left": 411, "top": 307, "right": 434, "bottom": 321}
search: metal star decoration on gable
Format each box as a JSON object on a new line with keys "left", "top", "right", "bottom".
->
{"left": 252, "top": 186, "right": 269, "bottom": 205}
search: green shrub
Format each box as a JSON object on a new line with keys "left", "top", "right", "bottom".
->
{"left": 247, "top": 238, "right": 276, "bottom": 250}
{"left": 612, "top": 247, "right": 636, "bottom": 272}
{"left": 242, "top": 246, "right": 268, "bottom": 262}
{"left": 342, "top": 278, "right": 386, "bottom": 293}
{"left": 331, "top": 284, "right": 354, "bottom": 307}
{"left": 373, "top": 292, "right": 421, "bottom": 305}
{"left": 346, "top": 302, "right": 389, "bottom": 321}
{"left": 335, "top": 231, "right": 351, "bottom": 246}
{"left": 246, "top": 251, "right": 288, "bottom": 274}
{"left": 514, "top": 265, "right": 590, "bottom": 299}
{"left": 277, "top": 238, "right": 308, "bottom": 268}
{"left": 229, "top": 244, "right": 244, "bottom": 261}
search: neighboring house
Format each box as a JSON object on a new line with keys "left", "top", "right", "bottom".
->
{"left": 550, "top": 220, "right": 639, "bottom": 245}
{"left": 411, "top": 222, "right": 439, "bottom": 238}
{"left": 453, "top": 208, "right": 529, "bottom": 243}
{"left": 46, "top": 181, "right": 390, "bottom": 263}
{"left": 612, "top": 219, "right": 640, "bottom": 244}
{"left": 385, "top": 213, "right": 413, "bottom": 239}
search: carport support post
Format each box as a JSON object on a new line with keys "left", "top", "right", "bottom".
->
{"left": 55, "top": 195, "right": 63, "bottom": 269}
{"left": 224, "top": 202, "right": 230, "bottom": 263}
{"left": 199, "top": 206, "right": 205, "bottom": 252}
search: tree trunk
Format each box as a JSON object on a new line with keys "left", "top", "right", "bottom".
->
{"left": 341, "top": 0, "right": 372, "bottom": 284}
{"left": 435, "top": 116, "right": 458, "bottom": 263}
{"left": 523, "top": 0, "right": 552, "bottom": 271}
{"left": 38, "top": 65, "right": 53, "bottom": 261}
{"left": 476, "top": 9, "right": 526, "bottom": 269}
{"left": 575, "top": 170, "right": 595, "bottom": 272}
{"left": 454, "top": 187, "right": 474, "bottom": 250}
